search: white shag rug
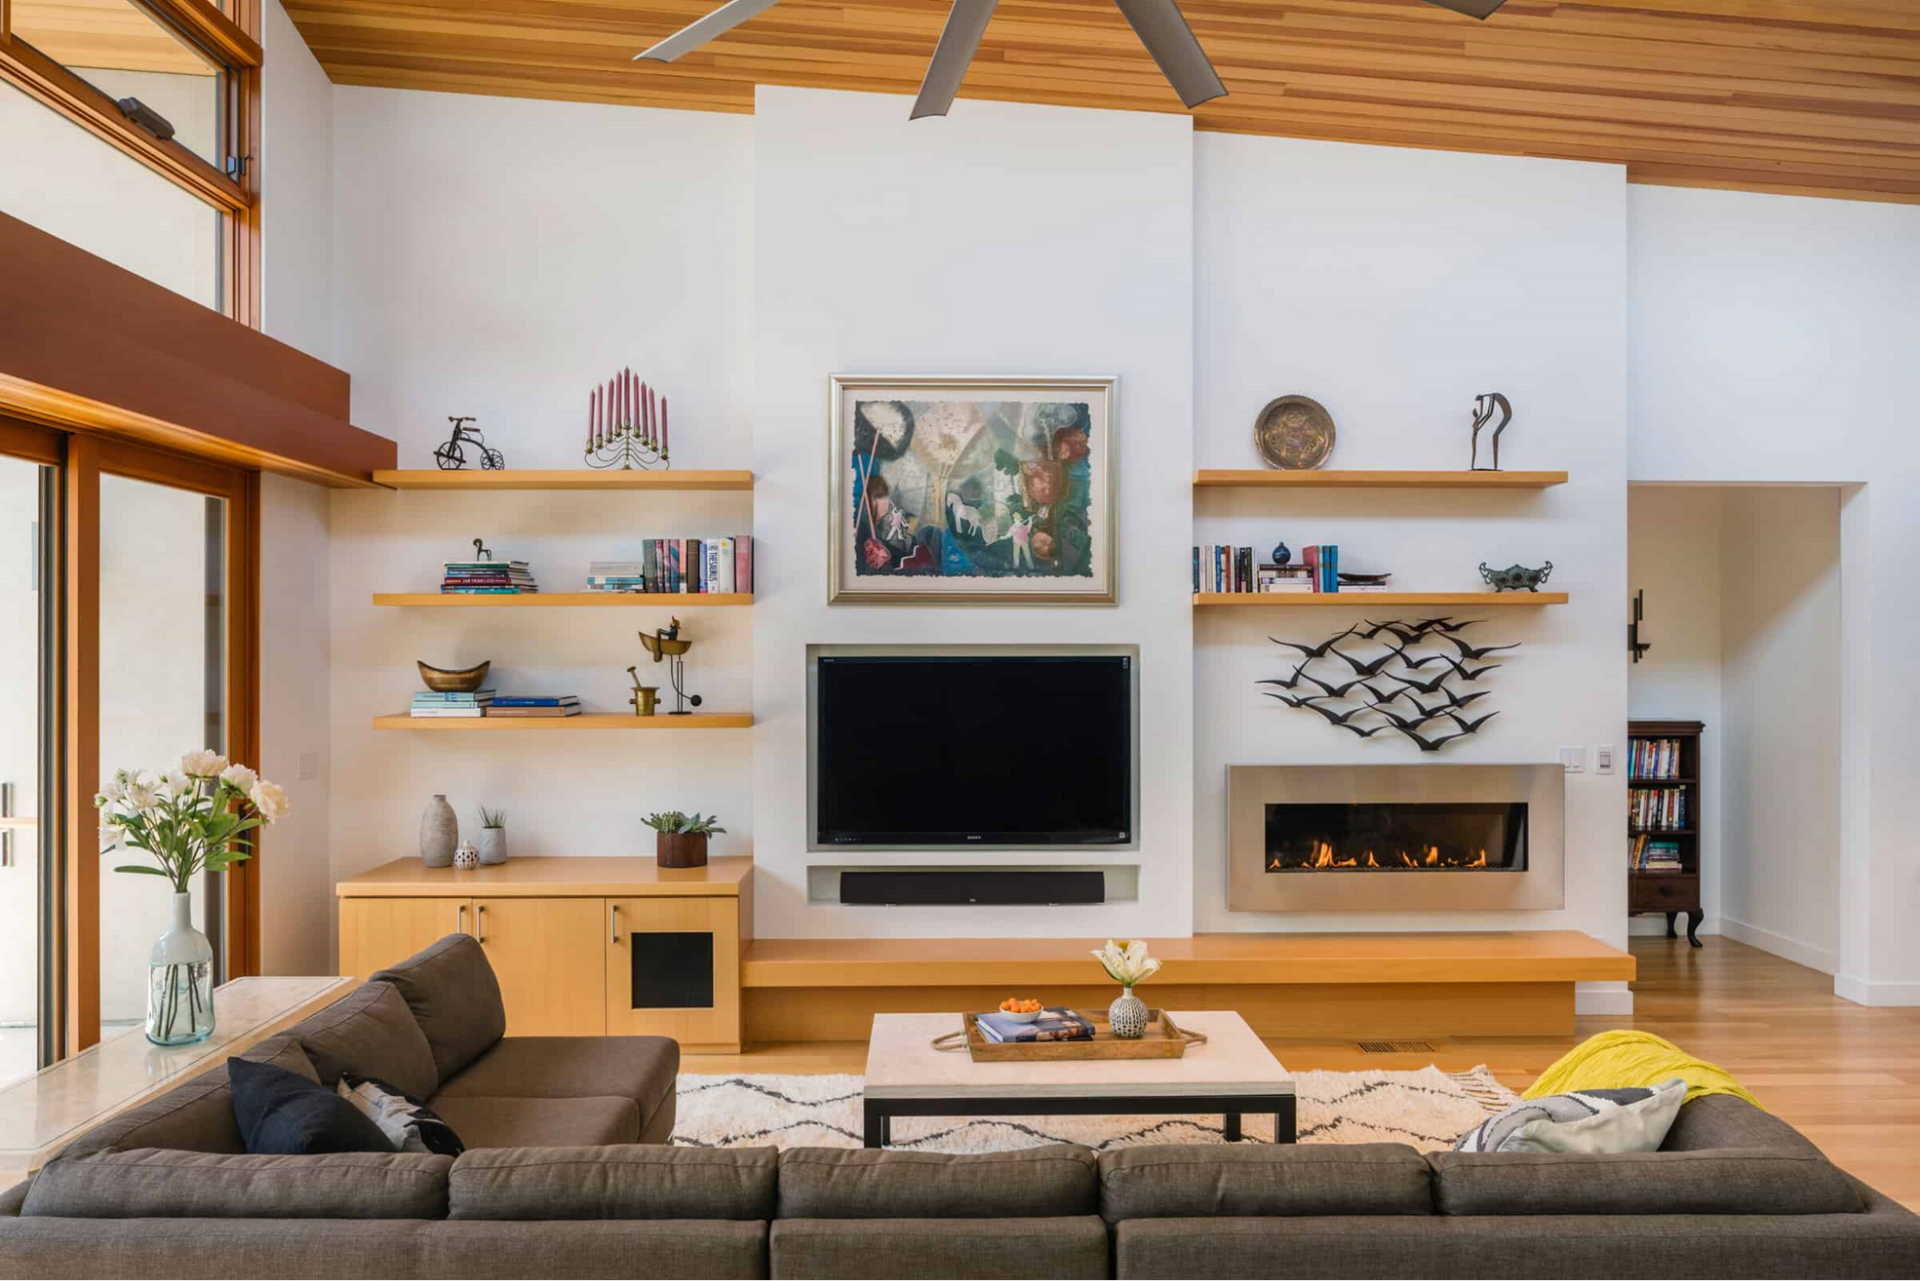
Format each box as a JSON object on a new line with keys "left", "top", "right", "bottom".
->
{"left": 673, "top": 1067, "right": 1519, "bottom": 1153}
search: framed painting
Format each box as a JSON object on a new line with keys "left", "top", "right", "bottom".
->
{"left": 828, "top": 375, "right": 1117, "bottom": 604}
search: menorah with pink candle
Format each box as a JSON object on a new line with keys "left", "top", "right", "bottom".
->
{"left": 585, "top": 367, "right": 670, "bottom": 470}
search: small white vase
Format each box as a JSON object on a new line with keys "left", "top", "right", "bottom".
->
{"left": 478, "top": 827, "right": 508, "bottom": 865}
{"left": 148, "top": 892, "right": 214, "bottom": 1046}
{"left": 1108, "top": 987, "right": 1148, "bottom": 1039}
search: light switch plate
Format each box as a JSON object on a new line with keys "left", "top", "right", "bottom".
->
{"left": 299, "top": 750, "right": 320, "bottom": 781}
{"left": 1559, "top": 745, "right": 1586, "bottom": 772}
{"left": 1595, "top": 745, "right": 1616, "bottom": 775}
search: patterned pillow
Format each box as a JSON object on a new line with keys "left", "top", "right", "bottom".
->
{"left": 337, "top": 1074, "right": 465, "bottom": 1157}
{"left": 1455, "top": 1077, "right": 1688, "bottom": 1154}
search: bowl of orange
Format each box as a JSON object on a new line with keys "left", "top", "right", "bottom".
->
{"left": 998, "top": 997, "right": 1044, "bottom": 1024}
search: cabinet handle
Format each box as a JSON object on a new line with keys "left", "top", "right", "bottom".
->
{"left": 456, "top": 903, "right": 466, "bottom": 934}
{"left": 610, "top": 904, "right": 620, "bottom": 944}
{"left": 476, "top": 904, "right": 486, "bottom": 944}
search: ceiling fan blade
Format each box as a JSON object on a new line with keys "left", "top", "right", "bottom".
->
{"left": 634, "top": 0, "right": 785, "bottom": 62}
{"left": 1420, "top": 0, "right": 1508, "bottom": 18}
{"left": 911, "top": 0, "right": 999, "bottom": 120}
{"left": 1111, "top": 0, "right": 1225, "bottom": 109}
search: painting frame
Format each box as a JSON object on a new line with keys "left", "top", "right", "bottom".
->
{"left": 827, "top": 374, "right": 1118, "bottom": 605}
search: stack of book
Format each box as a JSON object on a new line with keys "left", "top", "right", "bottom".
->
{"left": 485, "top": 696, "right": 581, "bottom": 719}
{"left": 1191, "top": 545, "right": 1363, "bottom": 593}
{"left": 584, "top": 537, "right": 753, "bottom": 594}
{"left": 1629, "top": 737, "right": 1686, "bottom": 779}
{"left": 1629, "top": 834, "right": 1685, "bottom": 873}
{"left": 412, "top": 690, "right": 493, "bottom": 718}
{"left": 1630, "top": 786, "right": 1689, "bottom": 831}
{"left": 1257, "top": 564, "right": 1315, "bottom": 593}
{"left": 973, "top": 1007, "right": 1096, "bottom": 1044}
{"left": 442, "top": 560, "right": 538, "bottom": 595}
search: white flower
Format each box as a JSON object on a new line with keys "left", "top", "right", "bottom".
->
{"left": 1092, "top": 938, "right": 1162, "bottom": 988}
{"left": 124, "top": 783, "right": 159, "bottom": 811}
{"left": 163, "top": 771, "right": 194, "bottom": 794}
{"left": 249, "top": 779, "right": 290, "bottom": 823}
{"left": 219, "top": 764, "right": 257, "bottom": 792}
{"left": 180, "top": 750, "right": 228, "bottom": 778}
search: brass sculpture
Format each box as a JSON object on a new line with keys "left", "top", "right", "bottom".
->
{"left": 638, "top": 618, "right": 703, "bottom": 715}
{"left": 1469, "top": 393, "right": 1512, "bottom": 471}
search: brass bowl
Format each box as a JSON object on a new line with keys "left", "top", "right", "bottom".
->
{"left": 418, "top": 659, "right": 491, "bottom": 692}
{"left": 638, "top": 634, "right": 692, "bottom": 660}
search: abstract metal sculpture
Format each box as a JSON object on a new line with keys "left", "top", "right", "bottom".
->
{"left": 1469, "top": 393, "right": 1512, "bottom": 471}
{"left": 1262, "top": 622, "right": 1518, "bottom": 752}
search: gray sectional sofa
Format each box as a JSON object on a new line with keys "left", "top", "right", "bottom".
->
{"left": 4, "top": 934, "right": 1918, "bottom": 1279}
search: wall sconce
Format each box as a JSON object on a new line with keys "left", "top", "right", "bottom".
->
{"left": 1629, "top": 589, "right": 1652, "bottom": 664}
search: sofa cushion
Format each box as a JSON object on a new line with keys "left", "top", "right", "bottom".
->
{"left": 22, "top": 1149, "right": 450, "bottom": 1219}
{"left": 229, "top": 1057, "right": 395, "bottom": 1155}
{"left": 1428, "top": 1148, "right": 1867, "bottom": 1216}
{"left": 430, "top": 1095, "right": 642, "bottom": 1149}
{"left": 1099, "top": 1144, "right": 1432, "bottom": 1221}
{"left": 1661, "top": 1094, "right": 1826, "bottom": 1156}
{"left": 338, "top": 1075, "right": 465, "bottom": 1157}
{"left": 287, "top": 981, "right": 438, "bottom": 1103}
{"left": 770, "top": 1217, "right": 1110, "bottom": 1280}
{"left": 448, "top": 1146, "right": 777, "bottom": 1220}
{"left": 778, "top": 1146, "right": 1097, "bottom": 1220}
{"left": 370, "top": 934, "right": 506, "bottom": 1081}
{"left": 1455, "top": 1079, "right": 1688, "bottom": 1154}
{"left": 433, "top": 1035, "right": 679, "bottom": 1116}
{"left": 61, "top": 1035, "right": 318, "bottom": 1159}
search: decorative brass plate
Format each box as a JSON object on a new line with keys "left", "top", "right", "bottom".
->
{"left": 1254, "top": 395, "right": 1336, "bottom": 470}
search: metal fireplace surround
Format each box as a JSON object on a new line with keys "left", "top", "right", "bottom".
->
{"left": 1228, "top": 764, "right": 1565, "bottom": 913}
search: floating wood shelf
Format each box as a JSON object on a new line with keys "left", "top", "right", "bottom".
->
{"left": 1194, "top": 469, "right": 1566, "bottom": 489}
{"left": 1193, "top": 592, "right": 1568, "bottom": 607}
{"left": 373, "top": 713, "right": 753, "bottom": 730}
{"left": 373, "top": 469, "right": 753, "bottom": 491}
{"left": 374, "top": 593, "right": 753, "bottom": 608}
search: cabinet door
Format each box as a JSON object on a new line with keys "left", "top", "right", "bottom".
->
{"left": 339, "top": 897, "right": 470, "bottom": 982}
{"left": 473, "top": 898, "right": 607, "bottom": 1036}
{"left": 605, "top": 896, "right": 740, "bottom": 1052}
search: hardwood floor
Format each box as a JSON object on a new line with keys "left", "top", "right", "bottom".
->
{"left": 685, "top": 936, "right": 1920, "bottom": 1209}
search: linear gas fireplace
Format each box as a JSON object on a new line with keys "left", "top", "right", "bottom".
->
{"left": 1229, "top": 765, "right": 1563, "bottom": 912}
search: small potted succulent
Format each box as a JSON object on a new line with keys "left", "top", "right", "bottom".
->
{"left": 477, "top": 806, "right": 509, "bottom": 866}
{"left": 643, "top": 811, "right": 725, "bottom": 869}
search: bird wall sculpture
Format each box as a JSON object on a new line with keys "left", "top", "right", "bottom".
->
{"left": 1260, "top": 617, "right": 1517, "bottom": 751}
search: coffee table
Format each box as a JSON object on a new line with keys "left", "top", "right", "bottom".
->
{"left": 862, "top": 1011, "right": 1296, "bottom": 1148}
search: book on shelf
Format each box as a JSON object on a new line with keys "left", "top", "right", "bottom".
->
{"left": 973, "top": 1007, "right": 1096, "bottom": 1044}
{"left": 1629, "top": 736, "right": 1687, "bottom": 780}
{"left": 409, "top": 705, "right": 486, "bottom": 718}
{"left": 1629, "top": 785, "right": 1689, "bottom": 831}
{"left": 413, "top": 690, "right": 495, "bottom": 703}
{"left": 484, "top": 705, "right": 583, "bottom": 718}
{"left": 1629, "top": 834, "right": 1685, "bottom": 873}
{"left": 443, "top": 558, "right": 538, "bottom": 595}
{"left": 584, "top": 538, "right": 753, "bottom": 594}
{"left": 489, "top": 696, "right": 580, "bottom": 708}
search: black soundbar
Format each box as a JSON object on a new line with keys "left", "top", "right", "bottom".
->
{"left": 839, "top": 870, "right": 1105, "bottom": 907}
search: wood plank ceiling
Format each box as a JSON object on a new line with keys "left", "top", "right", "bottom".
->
{"left": 285, "top": 0, "right": 1920, "bottom": 203}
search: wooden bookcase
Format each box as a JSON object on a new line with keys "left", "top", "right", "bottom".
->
{"left": 1627, "top": 719, "right": 1705, "bottom": 947}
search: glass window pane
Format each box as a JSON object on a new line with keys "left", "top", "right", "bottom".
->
{"left": 7, "top": 0, "right": 226, "bottom": 165}
{"left": 98, "top": 474, "right": 225, "bottom": 1040}
{"left": 0, "top": 455, "right": 51, "bottom": 1088}
{"left": 0, "top": 78, "right": 223, "bottom": 311}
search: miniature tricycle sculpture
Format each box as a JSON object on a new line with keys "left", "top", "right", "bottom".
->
{"left": 433, "top": 417, "right": 506, "bottom": 471}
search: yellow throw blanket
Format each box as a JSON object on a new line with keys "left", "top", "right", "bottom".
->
{"left": 1524, "top": 1031, "right": 1763, "bottom": 1110}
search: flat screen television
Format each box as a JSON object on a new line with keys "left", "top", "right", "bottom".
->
{"left": 814, "top": 654, "right": 1133, "bottom": 847}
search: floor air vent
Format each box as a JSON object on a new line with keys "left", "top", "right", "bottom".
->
{"left": 1357, "top": 1040, "right": 1436, "bottom": 1054}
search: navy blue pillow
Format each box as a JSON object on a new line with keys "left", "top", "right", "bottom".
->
{"left": 228, "top": 1056, "right": 396, "bottom": 1155}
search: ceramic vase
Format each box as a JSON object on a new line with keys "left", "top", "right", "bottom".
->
{"left": 1108, "top": 987, "right": 1148, "bottom": 1039}
{"left": 657, "top": 831, "right": 708, "bottom": 869}
{"left": 478, "top": 827, "right": 508, "bottom": 866}
{"left": 420, "top": 795, "right": 457, "bottom": 868}
{"left": 453, "top": 842, "right": 479, "bottom": 870}
{"left": 147, "top": 892, "right": 214, "bottom": 1046}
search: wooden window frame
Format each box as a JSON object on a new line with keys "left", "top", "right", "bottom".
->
{"left": 0, "top": 0, "right": 262, "bottom": 325}
{"left": 60, "top": 434, "right": 259, "bottom": 1053}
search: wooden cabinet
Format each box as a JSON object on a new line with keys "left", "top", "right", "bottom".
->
{"left": 336, "top": 857, "right": 751, "bottom": 1049}
{"left": 606, "top": 895, "right": 741, "bottom": 1052}
{"left": 340, "top": 896, "right": 471, "bottom": 982}
{"left": 473, "top": 897, "right": 608, "bottom": 1036}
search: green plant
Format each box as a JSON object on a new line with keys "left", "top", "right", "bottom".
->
{"left": 642, "top": 811, "right": 726, "bottom": 836}
{"left": 478, "top": 806, "right": 507, "bottom": 829}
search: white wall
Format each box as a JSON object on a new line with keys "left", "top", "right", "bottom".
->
{"left": 1628, "top": 184, "right": 1920, "bottom": 1005}
{"left": 261, "top": 0, "right": 335, "bottom": 366}
{"left": 1626, "top": 486, "right": 1723, "bottom": 935}
{"left": 1190, "top": 134, "right": 1631, "bottom": 1010}
{"left": 749, "top": 87, "right": 1195, "bottom": 940}
{"left": 327, "top": 88, "right": 755, "bottom": 964}
{"left": 1717, "top": 487, "right": 1841, "bottom": 972}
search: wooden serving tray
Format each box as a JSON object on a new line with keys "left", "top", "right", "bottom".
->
{"left": 933, "top": 1009, "right": 1208, "bottom": 1062}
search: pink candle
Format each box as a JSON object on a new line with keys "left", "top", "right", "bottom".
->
{"left": 661, "top": 397, "right": 669, "bottom": 457}
{"left": 620, "top": 371, "right": 628, "bottom": 430}
{"left": 641, "top": 383, "right": 651, "bottom": 446}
